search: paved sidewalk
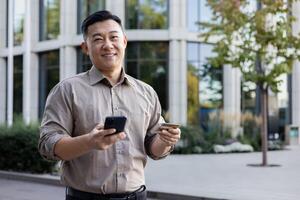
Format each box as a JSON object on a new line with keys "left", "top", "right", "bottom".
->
{"left": 1, "top": 145, "right": 300, "bottom": 200}
{"left": 145, "top": 145, "right": 300, "bottom": 200}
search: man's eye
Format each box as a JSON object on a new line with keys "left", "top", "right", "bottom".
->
{"left": 111, "top": 36, "right": 119, "bottom": 40}
{"left": 94, "top": 38, "right": 102, "bottom": 41}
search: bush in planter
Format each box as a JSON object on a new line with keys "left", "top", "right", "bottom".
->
{"left": 238, "top": 112, "right": 262, "bottom": 151}
{"left": 0, "top": 120, "right": 57, "bottom": 173}
{"left": 173, "top": 124, "right": 233, "bottom": 154}
{"left": 173, "top": 125, "right": 204, "bottom": 154}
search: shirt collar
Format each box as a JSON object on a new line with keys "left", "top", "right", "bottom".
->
{"left": 89, "top": 65, "right": 131, "bottom": 87}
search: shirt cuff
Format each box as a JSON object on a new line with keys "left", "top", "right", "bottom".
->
{"left": 144, "top": 133, "right": 174, "bottom": 160}
{"left": 39, "top": 129, "right": 69, "bottom": 161}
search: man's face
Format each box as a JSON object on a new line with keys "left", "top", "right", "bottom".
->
{"left": 82, "top": 19, "right": 127, "bottom": 73}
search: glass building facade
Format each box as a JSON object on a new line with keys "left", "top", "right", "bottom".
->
{"left": 187, "top": 42, "right": 223, "bottom": 127}
{"left": 13, "top": 56, "right": 23, "bottom": 117}
{"left": 39, "top": 0, "right": 60, "bottom": 41}
{"left": 126, "top": 42, "right": 169, "bottom": 114}
{"left": 77, "top": 0, "right": 105, "bottom": 33}
{"left": 0, "top": 0, "right": 294, "bottom": 139}
{"left": 13, "top": 0, "right": 25, "bottom": 46}
{"left": 125, "top": 0, "right": 169, "bottom": 29}
{"left": 38, "top": 50, "right": 60, "bottom": 118}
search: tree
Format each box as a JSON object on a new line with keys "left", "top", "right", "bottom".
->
{"left": 200, "top": 0, "right": 300, "bottom": 166}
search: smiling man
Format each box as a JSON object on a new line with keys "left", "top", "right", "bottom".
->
{"left": 38, "top": 10, "right": 181, "bottom": 200}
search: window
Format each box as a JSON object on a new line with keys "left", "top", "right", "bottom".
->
{"left": 39, "top": 50, "right": 59, "bottom": 118}
{"left": 241, "top": 74, "right": 290, "bottom": 140}
{"left": 126, "top": 0, "right": 169, "bottom": 29}
{"left": 241, "top": 80, "right": 256, "bottom": 114}
{"left": 13, "top": 0, "right": 25, "bottom": 46}
{"left": 76, "top": 47, "right": 92, "bottom": 73}
{"left": 5, "top": 58, "right": 7, "bottom": 122}
{"left": 39, "top": 0, "right": 60, "bottom": 40}
{"left": 77, "top": 0, "right": 105, "bottom": 34}
{"left": 13, "top": 56, "right": 23, "bottom": 117}
{"left": 187, "top": 0, "right": 257, "bottom": 32}
{"left": 187, "top": 42, "right": 223, "bottom": 128}
{"left": 126, "top": 42, "right": 169, "bottom": 114}
{"left": 187, "top": 0, "right": 213, "bottom": 32}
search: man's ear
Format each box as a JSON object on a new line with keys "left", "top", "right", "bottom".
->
{"left": 123, "top": 35, "right": 128, "bottom": 48}
{"left": 80, "top": 42, "right": 89, "bottom": 56}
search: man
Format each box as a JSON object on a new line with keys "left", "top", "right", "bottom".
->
{"left": 38, "top": 10, "right": 181, "bottom": 200}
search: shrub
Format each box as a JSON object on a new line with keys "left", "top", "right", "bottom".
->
{"left": 173, "top": 125, "right": 204, "bottom": 154}
{"left": 0, "top": 120, "right": 57, "bottom": 173}
{"left": 173, "top": 125, "right": 232, "bottom": 154}
{"left": 239, "top": 112, "right": 262, "bottom": 151}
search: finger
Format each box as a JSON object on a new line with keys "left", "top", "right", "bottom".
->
{"left": 160, "top": 134, "right": 178, "bottom": 144}
{"left": 158, "top": 135, "right": 174, "bottom": 146}
{"left": 166, "top": 128, "right": 181, "bottom": 136}
{"left": 101, "top": 128, "right": 117, "bottom": 136}
{"left": 160, "top": 130, "right": 180, "bottom": 139}
{"left": 104, "top": 132, "right": 126, "bottom": 144}
{"left": 96, "top": 124, "right": 104, "bottom": 130}
{"left": 104, "top": 131, "right": 126, "bottom": 139}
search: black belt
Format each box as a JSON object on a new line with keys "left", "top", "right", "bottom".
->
{"left": 66, "top": 185, "right": 147, "bottom": 200}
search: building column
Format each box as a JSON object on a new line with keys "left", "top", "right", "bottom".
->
{"left": 29, "top": 54, "right": 39, "bottom": 122}
{"left": 23, "top": 0, "right": 39, "bottom": 123}
{"left": 7, "top": 0, "right": 14, "bottom": 126}
{"left": 0, "top": 0, "right": 7, "bottom": 48}
{"left": 223, "top": 65, "right": 241, "bottom": 137}
{"left": 0, "top": 58, "right": 6, "bottom": 123}
{"left": 60, "top": 47, "right": 77, "bottom": 80}
{"left": 23, "top": 0, "right": 32, "bottom": 124}
{"left": 59, "top": 0, "right": 77, "bottom": 80}
{"left": 0, "top": 0, "right": 7, "bottom": 123}
{"left": 106, "top": 0, "right": 125, "bottom": 23}
{"left": 292, "top": 2, "right": 300, "bottom": 133}
{"left": 168, "top": 0, "right": 187, "bottom": 124}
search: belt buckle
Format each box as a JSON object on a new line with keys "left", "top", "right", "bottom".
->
{"left": 107, "top": 193, "right": 135, "bottom": 200}
{"left": 110, "top": 196, "right": 128, "bottom": 200}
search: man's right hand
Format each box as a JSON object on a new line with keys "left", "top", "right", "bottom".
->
{"left": 88, "top": 123, "right": 126, "bottom": 150}
{"left": 54, "top": 123, "right": 126, "bottom": 160}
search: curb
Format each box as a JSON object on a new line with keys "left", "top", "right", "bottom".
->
{"left": 0, "top": 170, "right": 226, "bottom": 200}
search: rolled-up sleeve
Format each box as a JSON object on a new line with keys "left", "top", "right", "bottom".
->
{"left": 38, "top": 83, "right": 73, "bottom": 161}
{"left": 144, "top": 89, "right": 174, "bottom": 160}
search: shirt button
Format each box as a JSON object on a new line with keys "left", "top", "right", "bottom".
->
{"left": 117, "top": 150, "right": 124, "bottom": 154}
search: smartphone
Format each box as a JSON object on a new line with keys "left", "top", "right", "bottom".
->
{"left": 160, "top": 122, "right": 180, "bottom": 129}
{"left": 104, "top": 116, "right": 127, "bottom": 134}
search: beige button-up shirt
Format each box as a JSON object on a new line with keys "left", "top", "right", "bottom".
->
{"left": 38, "top": 66, "right": 168, "bottom": 194}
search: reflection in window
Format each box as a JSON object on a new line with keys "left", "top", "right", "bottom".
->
{"left": 126, "top": 42, "right": 169, "bottom": 115}
{"left": 76, "top": 47, "right": 92, "bottom": 73}
{"left": 126, "top": 0, "right": 168, "bottom": 29}
{"left": 187, "top": 42, "right": 223, "bottom": 128}
{"left": 13, "top": 0, "right": 25, "bottom": 46}
{"left": 39, "top": 0, "right": 60, "bottom": 40}
{"left": 39, "top": 50, "right": 59, "bottom": 118}
{"left": 13, "top": 56, "right": 23, "bottom": 117}
{"left": 77, "top": 0, "right": 105, "bottom": 34}
{"left": 241, "top": 80, "right": 256, "bottom": 114}
{"left": 187, "top": 0, "right": 213, "bottom": 32}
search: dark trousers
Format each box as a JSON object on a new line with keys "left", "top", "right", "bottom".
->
{"left": 65, "top": 186, "right": 147, "bottom": 200}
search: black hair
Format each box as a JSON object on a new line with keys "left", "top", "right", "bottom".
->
{"left": 81, "top": 10, "right": 123, "bottom": 40}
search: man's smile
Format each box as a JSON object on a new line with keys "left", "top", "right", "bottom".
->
{"left": 102, "top": 53, "right": 117, "bottom": 57}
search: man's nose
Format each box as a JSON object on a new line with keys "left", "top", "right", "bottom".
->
{"left": 102, "top": 39, "right": 113, "bottom": 49}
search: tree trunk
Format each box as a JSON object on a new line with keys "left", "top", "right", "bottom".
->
{"left": 260, "top": 86, "right": 268, "bottom": 166}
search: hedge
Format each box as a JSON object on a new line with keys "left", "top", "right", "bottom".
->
{"left": 0, "top": 120, "right": 57, "bottom": 173}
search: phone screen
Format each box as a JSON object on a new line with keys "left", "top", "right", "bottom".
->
{"left": 104, "top": 116, "right": 127, "bottom": 134}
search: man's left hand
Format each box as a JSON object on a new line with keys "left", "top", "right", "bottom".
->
{"left": 157, "top": 127, "right": 181, "bottom": 147}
